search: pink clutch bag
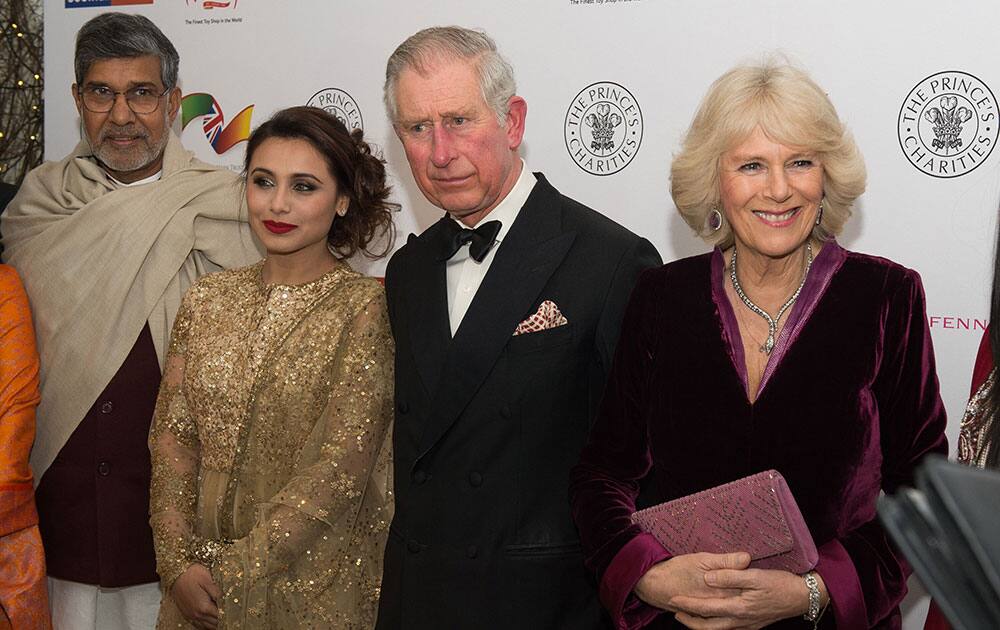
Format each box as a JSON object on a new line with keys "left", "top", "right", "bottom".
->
{"left": 630, "top": 470, "right": 818, "bottom": 573}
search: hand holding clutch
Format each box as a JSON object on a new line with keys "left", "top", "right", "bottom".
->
{"left": 631, "top": 470, "right": 818, "bottom": 573}
{"left": 631, "top": 471, "right": 826, "bottom": 629}
{"left": 634, "top": 550, "right": 752, "bottom": 611}
{"left": 670, "top": 563, "right": 827, "bottom": 629}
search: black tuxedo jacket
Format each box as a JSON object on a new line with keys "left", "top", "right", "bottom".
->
{"left": 377, "top": 173, "right": 661, "bottom": 629}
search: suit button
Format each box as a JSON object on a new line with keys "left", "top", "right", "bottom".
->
{"left": 100, "top": 401, "right": 113, "bottom": 414}
{"left": 407, "top": 539, "right": 421, "bottom": 554}
{"left": 413, "top": 470, "right": 428, "bottom": 484}
{"left": 468, "top": 472, "right": 482, "bottom": 487}
{"left": 397, "top": 401, "right": 409, "bottom": 414}
{"left": 466, "top": 545, "right": 478, "bottom": 559}
{"left": 500, "top": 405, "right": 511, "bottom": 419}
{"left": 97, "top": 462, "right": 110, "bottom": 476}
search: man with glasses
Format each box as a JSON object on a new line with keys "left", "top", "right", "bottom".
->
{"left": 1, "top": 12, "right": 260, "bottom": 629}
{"left": 74, "top": 62, "right": 175, "bottom": 185}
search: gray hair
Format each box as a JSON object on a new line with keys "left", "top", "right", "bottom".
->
{"left": 384, "top": 26, "right": 516, "bottom": 126}
{"left": 74, "top": 13, "right": 180, "bottom": 91}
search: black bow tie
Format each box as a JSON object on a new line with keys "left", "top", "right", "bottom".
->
{"left": 439, "top": 219, "right": 502, "bottom": 263}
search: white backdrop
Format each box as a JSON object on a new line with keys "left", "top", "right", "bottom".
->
{"left": 44, "top": 1, "right": 1000, "bottom": 626}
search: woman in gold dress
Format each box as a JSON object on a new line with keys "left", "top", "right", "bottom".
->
{"left": 149, "top": 106, "right": 396, "bottom": 629}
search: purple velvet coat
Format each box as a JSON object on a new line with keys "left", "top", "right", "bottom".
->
{"left": 570, "top": 243, "right": 948, "bottom": 629}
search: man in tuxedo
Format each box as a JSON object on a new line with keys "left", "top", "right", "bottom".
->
{"left": 376, "top": 26, "right": 661, "bottom": 629}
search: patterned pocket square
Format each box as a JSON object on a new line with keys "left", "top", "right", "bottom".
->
{"left": 513, "top": 300, "right": 569, "bottom": 336}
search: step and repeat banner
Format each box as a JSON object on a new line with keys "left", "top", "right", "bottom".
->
{"left": 44, "top": 1, "right": 1000, "bottom": 624}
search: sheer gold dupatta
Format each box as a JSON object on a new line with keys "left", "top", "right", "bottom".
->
{"left": 150, "top": 271, "right": 394, "bottom": 629}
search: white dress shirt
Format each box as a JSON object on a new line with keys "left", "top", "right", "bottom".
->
{"left": 446, "top": 161, "right": 537, "bottom": 336}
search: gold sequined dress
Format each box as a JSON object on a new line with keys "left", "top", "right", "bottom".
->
{"left": 149, "top": 260, "right": 393, "bottom": 629}
{"left": 959, "top": 372, "right": 997, "bottom": 467}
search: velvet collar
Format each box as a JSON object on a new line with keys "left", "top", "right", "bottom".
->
{"left": 710, "top": 240, "right": 848, "bottom": 397}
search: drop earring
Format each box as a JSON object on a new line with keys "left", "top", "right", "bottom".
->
{"left": 708, "top": 208, "right": 723, "bottom": 232}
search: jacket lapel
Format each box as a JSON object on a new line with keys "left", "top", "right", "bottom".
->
{"left": 404, "top": 217, "right": 453, "bottom": 395}
{"left": 416, "top": 175, "right": 576, "bottom": 461}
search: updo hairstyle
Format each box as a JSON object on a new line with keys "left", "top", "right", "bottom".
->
{"left": 243, "top": 106, "right": 397, "bottom": 258}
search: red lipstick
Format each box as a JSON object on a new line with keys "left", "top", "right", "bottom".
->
{"left": 263, "top": 220, "right": 297, "bottom": 234}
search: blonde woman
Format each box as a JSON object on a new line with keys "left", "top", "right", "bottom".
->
{"left": 571, "top": 63, "right": 948, "bottom": 629}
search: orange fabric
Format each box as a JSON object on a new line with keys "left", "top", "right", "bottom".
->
{"left": 0, "top": 265, "right": 51, "bottom": 628}
{"left": 0, "top": 526, "right": 48, "bottom": 628}
{"left": 0, "top": 265, "right": 39, "bottom": 491}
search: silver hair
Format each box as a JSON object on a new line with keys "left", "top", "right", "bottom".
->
{"left": 384, "top": 26, "right": 516, "bottom": 126}
{"left": 74, "top": 13, "right": 180, "bottom": 90}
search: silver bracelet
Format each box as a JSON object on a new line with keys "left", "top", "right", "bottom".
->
{"left": 803, "top": 571, "right": 821, "bottom": 623}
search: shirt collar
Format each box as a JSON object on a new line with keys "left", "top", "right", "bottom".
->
{"left": 107, "top": 169, "right": 163, "bottom": 189}
{"left": 449, "top": 159, "right": 536, "bottom": 244}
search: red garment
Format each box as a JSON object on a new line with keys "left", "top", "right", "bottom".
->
{"left": 924, "top": 600, "right": 950, "bottom": 628}
{"left": 969, "top": 328, "right": 993, "bottom": 399}
{"left": 0, "top": 265, "right": 51, "bottom": 628}
{"left": 923, "top": 327, "right": 992, "bottom": 630}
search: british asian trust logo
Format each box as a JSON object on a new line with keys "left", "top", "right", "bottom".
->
{"left": 564, "top": 81, "right": 643, "bottom": 176}
{"left": 65, "top": 0, "right": 153, "bottom": 7}
{"left": 897, "top": 71, "right": 998, "bottom": 178}
{"left": 307, "top": 88, "right": 363, "bottom": 131}
{"left": 181, "top": 93, "right": 253, "bottom": 155}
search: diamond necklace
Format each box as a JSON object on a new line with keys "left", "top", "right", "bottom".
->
{"left": 730, "top": 242, "right": 813, "bottom": 355}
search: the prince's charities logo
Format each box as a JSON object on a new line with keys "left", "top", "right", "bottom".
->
{"left": 307, "top": 88, "right": 363, "bottom": 131}
{"left": 898, "top": 71, "right": 998, "bottom": 178}
{"left": 564, "top": 81, "right": 642, "bottom": 176}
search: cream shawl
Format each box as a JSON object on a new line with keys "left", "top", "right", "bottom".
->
{"left": 1, "top": 132, "right": 262, "bottom": 478}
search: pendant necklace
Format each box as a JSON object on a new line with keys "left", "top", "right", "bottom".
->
{"left": 730, "top": 242, "right": 813, "bottom": 355}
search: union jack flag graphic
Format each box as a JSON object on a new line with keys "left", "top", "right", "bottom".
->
{"left": 200, "top": 97, "right": 225, "bottom": 145}
{"left": 181, "top": 92, "right": 254, "bottom": 155}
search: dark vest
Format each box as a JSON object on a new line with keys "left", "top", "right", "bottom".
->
{"left": 36, "top": 324, "right": 161, "bottom": 587}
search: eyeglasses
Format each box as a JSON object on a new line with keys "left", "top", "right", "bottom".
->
{"left": 78, "top": 85, "right": 169, "bottom": 114}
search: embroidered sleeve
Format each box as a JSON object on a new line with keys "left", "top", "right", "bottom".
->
{"left": 149, "top": 289, "right": 206, "bottom": 589}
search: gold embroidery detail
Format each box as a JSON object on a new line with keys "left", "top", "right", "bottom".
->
{"left": 958, "top": 369, "right": 997, "bottom": 469}
{"left": 149, "top": 261, "right": 394, "bottom": 628}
